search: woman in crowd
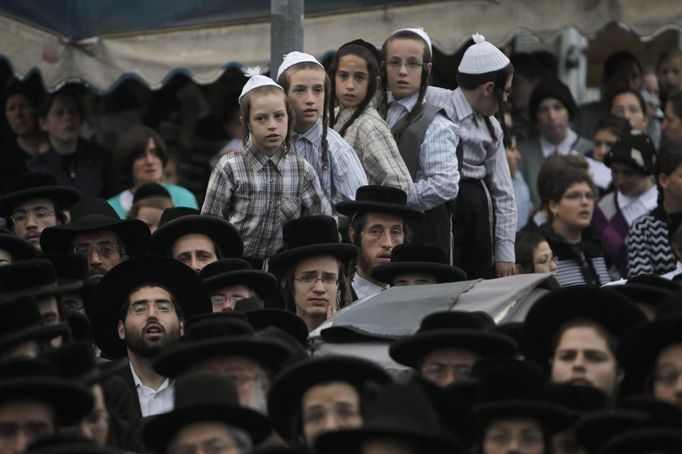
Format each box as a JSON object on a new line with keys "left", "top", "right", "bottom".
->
{"left": 108, "top": 126, "right": 197, "bottom": 218}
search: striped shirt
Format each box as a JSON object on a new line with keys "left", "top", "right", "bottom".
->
{"left": 201, "top": 143, "right": 331, "bottom": 260}
{"left": 426, "top": 86, "right": 517, "bottom": 263}
{"left": 627, "top": 207, "right": 677, "bottom": 277}
{"left": 555, "top": 256, "right": 611, "bottom": 287}
{"left": 386, "top": 92, "right": 460, "bottom": 211}
{"left": 292, "top": 120, "right": 367, "bottom": 208}
{"left": 334, "top": 106, "right": 413, "bottom": 193}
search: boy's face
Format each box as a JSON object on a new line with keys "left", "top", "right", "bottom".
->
{"left": 385, "top": 38, "right": 430, "bottom": 101}
{"left": 286, "top": 68, "right": 325, "bottom": 133}
{"left": 658, "top": 56, "right": 682, "bottom": 96}
{"left": 248, "top": 91, "right": 288, "bottom": 156}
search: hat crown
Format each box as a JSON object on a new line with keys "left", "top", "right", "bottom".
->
{"left": 158, "top": 207, "right": 201, "bottom": 226}
{"left": 605, "top": 132, "right": 657, "bottom": 175}
{"left": 133, "top": 183, "right": 171, "bottom": 204}
{"left": 43, "top": 253, "right": 89, "bottom": 281}
{"left": 70, "top": 197, "right": 120, "bottom": 222}
{"left": 4, "top": 172, "right": 58, "bottom": 194}
{"left": 473, "top": 359, "right": 547, "bottom": 402}
{"left": 187, "top": 316, "right": 255, "bottom": 341}
{"left": 355, "top": 185, "right": 408, "bottom": 206}
{"left": 390, "top": 243, "right": 447, "bottom": 264}
{"left": 420, "top": 311, "right": 495, "bottom": 332}
{"left": 174, "top": 371, "right": 241, "bottom": 409}
{"left": 0, "top": 259, "right": 57, "bottom": 294}
{"left": 0, "top": 296, "right": 46, "bottom": 336}
{"left": 281, "top": 215, "right": 341, "bottom": 250}
{"left": 276, "top": 51, "right": 323, "bottom": 79}
{"left": 364, "top": 383, "right": 442, "bottom": 435}
{"left": 43, "top": 341, "right": 96, "bottom": 379}
{"left": 200, "top": 259, "right": 253, "bottom": 280}
{"left": 458, "top": 33, "right": 510, "bottom": 74}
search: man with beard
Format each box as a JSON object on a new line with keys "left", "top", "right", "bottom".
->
{"left": 86, "top": 255, "right": 212, "bottom": 418}
{"left": 41, "top": 197, "right": 150, "bottom": 282}
{"left": 336, "top": 185, "right": 422, "bottom": 301}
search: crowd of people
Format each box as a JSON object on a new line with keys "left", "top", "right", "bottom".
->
{"left": 1, "top": 25, "right": 682, "bottom": 454}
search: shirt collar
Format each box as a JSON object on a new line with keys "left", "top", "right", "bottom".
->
{"left": 129, "top": 361, "right": 171, "bottom": 391}
{"left": 246, "top": 141, "right": 286, "bottom": 173}
{"left": 453, "top": 88, "right": 475, "bottom": 121}
{"left": 388, "top": 91, "right": 421, "bottom": 112}
{"left": 540, "top": 128, "right": 578, "bottom": 157}
{"left": 293, "top": 119, "right": 322, "bottom": 146}
{"left": 618, "top": 184, "right": 658, "bottom": 209}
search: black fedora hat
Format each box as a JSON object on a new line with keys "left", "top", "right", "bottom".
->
{"left": 335, "top": 185, "right": 423, "bottom": 219}
{"left": 86, "top": 255, "right": 212, "bottom": 359}
{"left": 0, "top": 230, "right": 36, "bottom": 262}
{"left": 200, "top": 258, "right": 277, "bottom": 299}
{"left": 608, "top": 274, "right": 678, "bottom": 310}
{"left": 244, "top": 308, "right": 309, "bottom": 347}
{"left": 268, "top": 216, "right": 357, "bottom": 271}
{"left": 152, "top": 313, "right": 289, "bottom": 377}
{"left": 150, "top": 207, "right": 243, "bottom": 257}
{"left": 26, "top": 433, "right": 129, "bottom": 454}
{"left": 371, "top": 243, "right": 467, "bottom": 285}
{"left": 0, "top": 358, "right": 93, "bottom": 425}
{"left": 573, "top": 409, "right": 651, "bottom": 453}
{"left": 40, "top": 197, "right": 151, "bottom": 257}
{"left": 473, "top": 359, "right": 572, "bottom": 435}
{"left": 598, "top": 427, "right": 682, "bottom": 454}
{"left": 0, "top": 258, "right": 83, "bottom": 300}
{"left": 0, "top": 295, "right": 70, "bottom": 354}
{"left": 143, "top": 371, "right": 271, "bottom": 453}
{"left": 268, "top": 355, "right": 392, "bottom": 441}
{"left": 521, "top": 286, "right": 646, "bottom": 368}
{"left": 390, "top": 311, "right": 518, "bottom": 368}
{"left": 0, "top": 172, "right": 81, "bottom": 217}
{"left": 604, "top": 132, "right": 657, "bottom": 176}
{"left": 542, "top": 383, "right": 610, "bottom": 419}
{"left": 315, "top": 383, "right": 463, "bottom": 454}
{"left": 43, "top": 340, "right": 127, "bottom": 387}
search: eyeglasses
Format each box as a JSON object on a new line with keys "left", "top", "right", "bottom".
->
{"left": 421, "top": 363, "right": 473, "bottom": 380}
{"left": 0, "top": 421, "right": 51, "bottom": 441}
{"left": 534, "top": 255, "right": 558, "bottom": 267}
{"left": 485, "top": 428, "right": 544, "bottom": 447}
{"left": 302, "top": 405, "right": 361, "bottom": 425}
{"left": 127, "top": 300, "right": 175, "bottom": 315}
{"left": 169, "top": 438, "right": 238, "bottom": 454}
{"left": 73, "top": 242, "right": 120, "bottom": 258}
{"left": 10, "top": 207, "right": 55, "bottom": 224}
{"left": 210, "top": 294, "right": 246, "bottom": 307}
{"left": 386, "top": 59, "right": 424, "bottom": 72}
{"left": 294, "top": 274, "right": 339, "bottom": 286}
{"left": 562, "top": 191, "right": 595, "bottom": 201}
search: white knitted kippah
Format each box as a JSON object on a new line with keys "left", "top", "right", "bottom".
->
{"left": 276, "top": 51, "right": 324, "bottom": 80}
{"left": 390, "top": 27, "right": 432, "bottom": 54}
{"left": 239, "top": 67, "right": 283, "bottom": 101}
{"left": 458, "top": 34, "right": 510, "bottom": 74}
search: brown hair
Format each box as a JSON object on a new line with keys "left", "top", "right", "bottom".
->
{"left": 277, "top": 63, "right": 330, "bottom": 167}
{"left": 116, "top": 126, "right": 168, "bottom": 181}
{"left": 239, "top": 85, "right": 294, "bottom": 151}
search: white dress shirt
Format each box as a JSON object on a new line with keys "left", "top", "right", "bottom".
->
{"left": 352, "top": 273, "right": 385, "bottom": 302}
{"left": 539, "top": 129, "right": 579, "bottom": 157}
{"left": 617, "top": 185, "right": 658, "bottom": 226}
{"left": 130, "top": 362, "right": 174, "bottom": 417}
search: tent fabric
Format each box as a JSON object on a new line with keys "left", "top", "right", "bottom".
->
{"left": 0, "top": 0, "right": 680, "bottom": 93}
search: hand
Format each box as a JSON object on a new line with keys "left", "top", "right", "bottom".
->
{"left": 495, "top": 261, "right": 516, "bottom": 278}
{"left": 326, "top": 299, "right": 337, "bottom": 319}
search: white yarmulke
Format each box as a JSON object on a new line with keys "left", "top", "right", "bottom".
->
{"left": 391, "top": 27, "right": 432, "bottom": 54}
{"left": 276, "top": 51, "right": 324, "bottom": 80}
{"left": 458, "top": 33, "right": 510, "bottom": 74}
{"left": 239, "top": 67, "right": 283, "bottom": 101}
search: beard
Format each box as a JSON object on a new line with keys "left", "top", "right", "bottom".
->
{"left": 125, "top": 322, "right": 181, "bottom": 359}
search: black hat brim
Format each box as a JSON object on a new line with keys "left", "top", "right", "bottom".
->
{"left": 0, "top": 322, "right": 70, "bottom": 354}
{"left": 0, "top": 234, "right": 36, "bottom": 261}
{"left": 608, "top": 282, "right": 671, "bottom": 306}
{"left": 0, "top": 377, "right": 93, "bottom": 425}
{"left": 371, "top": 261, "right": 467, "bottom": 285}
{"left": 268, "top": 356, "right": 392, "bottom": 441}
{"left": 150, "top": 215, "right": 243, "bottom": 257}
{"left": 0, "top": 186, "right": 81, "bottom": 217}
{"left": 143, "top": 403, "right": 271, "bottom": 452}
{"left": 153, "top": 336, "right": 289, "bottom": 377}
{"left": 204, "top": 270, "right": 278, "bottom": 299}
{"left": 390, "top": 329, "right": 518, "bottom": 368}
{"left": 476, "top": 400, "right": 571, "bottom": 434}
{"left": 85, "top": 255, "right": 212, "bottom": 359}
{"left": 41, "top": 217, "right": 151, "bottom": 257}
{"left": 521, "top": 286, "right": 646, "bottom": 367}
{"left": 315, "top": 426, "right": 458, "bottom": 454}
{"left": 335, "top": 200, "right": 423, "bottom": 219}
{"left": 268, "top": 243, "right": 357, "bottom": 272}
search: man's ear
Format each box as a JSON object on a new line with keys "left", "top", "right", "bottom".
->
{"left": 481, "top": 81, "right": 495, "bottom": 97}
{"left": 38, "top": 117, "right": 48, "bottom": 132}
{"left": 117, "top": 320, "right": 125, "bottom": 341}
{"left": 179, "top": 317, "right": 185, "bottom": 337}
{"left": 348, "top": 226, "right": 356, "bottom": 243}
{"left": 659, "top": 173, "right": 669, "bottom": 190}
{"left": 548, "top": 199, "right": 559, "bottom": 217}
{"left": 425, "top": 62, "right": 433, "bottom": 75}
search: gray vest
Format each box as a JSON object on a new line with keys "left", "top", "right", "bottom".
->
{"left": 391, "top": 103, "right": 441, "bottom": 179}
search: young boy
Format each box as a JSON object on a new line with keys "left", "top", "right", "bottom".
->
{"left": 276, "top": 52, "right": 367, "bottom": 209}
{"left": 426, "top": 33, "right": 517, "bottom": 279}
{"left": 378, "top": 28, "right": 460, "bottom": 260}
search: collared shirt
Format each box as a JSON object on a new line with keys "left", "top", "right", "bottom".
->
{"left": 334, "top": 106, "right": 413, "bottom": 193}
{"left": 425, "top": 86, "right": 517, "bottom": 262}
{"left": 129, "top": 362, "right": 174, "bottom": 417}
{"left": 661, "top": 261, "right": 682, "bottom": 280}
{"left": 512, "top": 172, "right": 533, "bottom": 231}
{"left": 539, "top": 129, "right": 579, "bottom": 157}
{"left": 292, "top": 120, "right": 367, "bottom": 208}
{"left": 386, "top": 92, "right": 460, "bottom": 211}
{"left": 617, "top": 185, "right": 659, "bottom": 226}
{"left": 352, "top": 273, "right": 385, "bottom": 301}
{"left": 202, "top": 143, "right": 332, "bottom": 260}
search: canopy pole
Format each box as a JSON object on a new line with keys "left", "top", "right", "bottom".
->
{"left": 270, "top": 0, "right": 304, "bottom": 76}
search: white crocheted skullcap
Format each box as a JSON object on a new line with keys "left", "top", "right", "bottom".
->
{"left": 276, "top": 51, "right": 324, "bottom": 80}
{"left": 390, "top": 27, "right": 432, "bottom": 55}
{"left": 239, "top": 67, "right": 283, "bottom": 101}
{"left": 458, "top": 33, "right": 510, "bottom": 74}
